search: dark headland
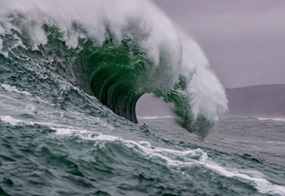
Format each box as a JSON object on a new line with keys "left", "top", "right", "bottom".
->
{"left": 226, "top": 84, "right": 285, "bottom": 117}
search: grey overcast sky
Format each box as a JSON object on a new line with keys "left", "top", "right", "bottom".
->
{"left": 153, "top": 0, "right": 285, "bottom": 88}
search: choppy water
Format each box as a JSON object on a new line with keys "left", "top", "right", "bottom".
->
{"left": 1, "top": 82, "right": 285, "bottom": 196}
{"left": 140, "top": 117, "right": 285, "bottom": 166}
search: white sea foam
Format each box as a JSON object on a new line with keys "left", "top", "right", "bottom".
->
{"left": 0, "top": 115, "right": 34, "bottom": 126}
{"left": 138, "top": 116, "right": 174, "bottom": 120}
{"left": 1, "top": 83, "right": 31, "bottom": 96}
{"left": 257, "top": 117, "right": 285, "bottom": 122}
{"left": 0, "top": 115, "right": 69, "bottom": 127}
{"left": 266, "top": 141, "right": 285, "bottom": 145}
{"left": 0, "top": 0, "right": 228, "bottom": 125}
{"left": 0, "top": 115, "right": 114, "bottom": 133}
{"left": 204, "top": 162, "right": 285, "bottom": 196}
{"left": 62, "top": 130, "right": 285, "bottom": 196}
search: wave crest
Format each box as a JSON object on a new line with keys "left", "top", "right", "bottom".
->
{"left": 0, "top": 0, "right": 228, "bottom": 138}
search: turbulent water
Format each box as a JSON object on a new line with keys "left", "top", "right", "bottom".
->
{"left": 0, "top": 0, "right": 285, "bottom": 195}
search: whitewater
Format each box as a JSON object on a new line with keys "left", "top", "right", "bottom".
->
{"left": 0, "top": 0, "right": 285, "bottom": 195}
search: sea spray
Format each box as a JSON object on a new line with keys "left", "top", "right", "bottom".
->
{"left": 0, "top": 0, "right": 227, "bottom": 137}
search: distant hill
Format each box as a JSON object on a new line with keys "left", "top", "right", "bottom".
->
{"left": 226, "top": 84, "right": 285, "bottom": 117}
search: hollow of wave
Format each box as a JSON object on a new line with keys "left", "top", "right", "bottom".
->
{"left": 0, "top": 1, "right": 227, "bottom": 139}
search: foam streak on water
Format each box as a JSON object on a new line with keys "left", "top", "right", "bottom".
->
{"left": 54, "top": 128, "right": 285, "bottom": 196}
{"left": 2, "top": 111, "right": 284, "bottom": 195}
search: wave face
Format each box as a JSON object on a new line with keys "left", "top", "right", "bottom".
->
{"left": 0, "top": 0, "right": 227, "bottom": 138}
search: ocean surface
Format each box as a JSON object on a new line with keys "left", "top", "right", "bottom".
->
{"left": 140, "top": 117, "right": 285, "bottom": 166}
{"left": 0, "top": 1, "right": 285, "bottom": 195}
{"left": 1, "top": 85, "right": 285, "bottom": 195}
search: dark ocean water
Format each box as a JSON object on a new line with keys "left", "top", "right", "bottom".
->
{"left": 1, "top": 79, "right": 285, "bottom": 195}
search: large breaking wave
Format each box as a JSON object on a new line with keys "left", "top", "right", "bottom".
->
{"left": 0, "top": 0, "right": 227, "bottom": 138}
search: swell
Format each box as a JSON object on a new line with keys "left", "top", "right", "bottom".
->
{"left": 88, "top": 36, "right": 145, "bottom": 123}
{"left": 0, "top": 1, "right": 228, "bottom": 138}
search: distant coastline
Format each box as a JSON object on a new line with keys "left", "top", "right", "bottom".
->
{"left": 226, "top": 84, "right": 285, "bottom": 118}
